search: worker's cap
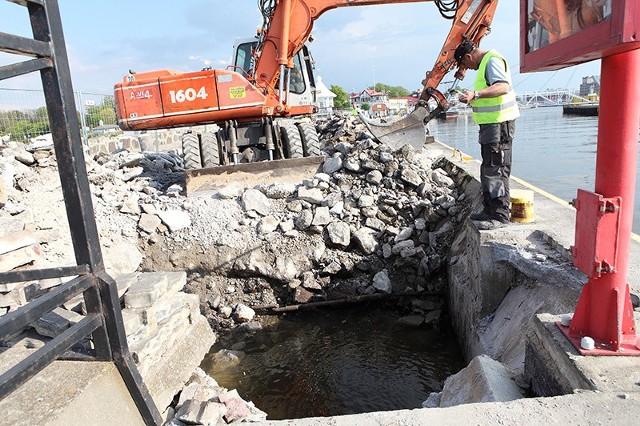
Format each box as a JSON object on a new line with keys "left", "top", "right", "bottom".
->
{"left": 454, "top": 41, "right": 476, "bottom": 65}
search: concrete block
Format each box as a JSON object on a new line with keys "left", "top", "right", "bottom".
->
{"left": 124, "top": 272, "right": 170, "bottom": 308}
{"left": 33, "top": 307, "right": 82, "bottom": 338}
{"left": 121, "top": 309, "right": 145, "bottom": 338}
{"left": 114, "top": 272, "right": 141, "bottom": 298}
{"left": 0, "top": 230, "right": 37, "bottom": 256}
{"left": 438, "top": 355, "right": 524, "bottom": 408}
{"left": 156, "top": 292, "right": 198, "bottom": 325}
{"left": 142, "top": 314, "right": 216, "bottom": 412}
{"left": 0, "top": 243, "right": 42, "bottom": 272}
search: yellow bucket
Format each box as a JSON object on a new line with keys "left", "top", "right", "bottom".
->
{"left": 510, "top": 189, "right": 534, "bottom": 223}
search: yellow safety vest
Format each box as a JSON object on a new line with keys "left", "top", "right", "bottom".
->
{"left": 472, "top": 50, "right": 520, "bottom": 125}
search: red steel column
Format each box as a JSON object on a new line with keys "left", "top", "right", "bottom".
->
{"left": 571, "top": 48, "right": 640, "bottom": 351}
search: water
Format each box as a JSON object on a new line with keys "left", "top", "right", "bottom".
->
{"left": 201, "top": 305, "right": 465, "bottom": 420}
{"left": 428, "top": 106, "right": 640, "bottom": 234}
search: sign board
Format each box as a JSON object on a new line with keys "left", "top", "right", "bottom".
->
{"left": 520, "top": 0, "right": 640, "bottom": 72}
{"left": 84, "top": 100, "right": 95, "bottom": 106}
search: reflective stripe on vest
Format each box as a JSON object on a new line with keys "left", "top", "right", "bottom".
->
{"left": 471, "top": 50, "right": 520, "bottom": 125}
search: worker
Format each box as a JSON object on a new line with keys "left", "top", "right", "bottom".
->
{"left": 455, "top": 41, "right": 520, "bottom": 230}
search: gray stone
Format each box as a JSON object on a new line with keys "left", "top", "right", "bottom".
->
{"left": 365, "top": 217, "right": 385, "bottom": 231}
{"left": 263, "top": 182, "right": 297, "bottom": 199}
{"left": 398, "top": 315, "right": 425, "bottom": 327}
{"left": 234, "top": 304, "right": 256, "bottom": 324}
{"left": 294, "top": 210, "right": 313, "bottom": 230}
{"left": 400, "top": 168, "right": 422, "bottom": 187}
{"left": 353, "top": 227, "right": 379, "bottom": 255}
{"left": 326, "top": 221, "right": 350, "bottom": 247}
{"left": 358, "top": 195, "right": 375, "bottom": 208}
{"left": 124, "top": 272, "right": 170, "bottom": 309}
{"left": 138, "top": 213, "right": 161, "bottom": 234}
{"left": 157, "top": 209, "right": 191, "bottom": 232}
{"left": 257, "top": 215, "right": 279, "bottom": 234}
{"left": 379, "top": 152, "right": 394, "bottom": 163}
{"left": 0, "top": 243, "right": 42, "bottom": 272}
{"left": 0, "top": 231, "right": 37, "bottom": 256}
{"left": 373, "top": 270, "right": 392, "bottom": 293}
{"left": 14, "top": 149, "right": 35, "bottom": 166}
{"left": 220, "top": 389, "right": 267, "bottom": 423}
{"left": 241, "top": 188, "right": 271, "bottom": 215}
{"left": 432, "top": 168, "right": 455, "bottom": 188}
{"left": 366, "top": 170, "right": 383, "bottom": 185}
{"left": 438, "top": 355, "right": 524, "bottom": 408}
{"left": 329, "top": 201, "right": 344, "bottom": 216}
{"left": 119, "top": 196, "right": 141, "bottom": 215}
{"left": 424, "top": 310, "right": 441, "bottom": 325}
{"left": 279, "top": 219, "right": 295, "bottom": 233}
{"left": 233, "top": 250, "right": 274, "bottom": 277}
{"left": 297, "top": 187, "right": 324, "bottom": 204}
{"left": 312, "top": 206, "right": 331, "bottom": 226}
{"left": 394, "top": 226, "right": 414, "bottom": 243}
{"left": 422, "top": 392, "right": 441, "bottom": 408}
{"left": 274, "top": 256, "right": 299, "bottom": 281}
{"left": 343, "top": 158, "right": 361, "bottom": 172}
{"left": 392, "top": 240, "right": 415, "bottom": 254}
{"left": 323, "top": 156, "right": 343, "bottom": 174}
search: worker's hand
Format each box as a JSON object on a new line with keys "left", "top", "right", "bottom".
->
{"left": 459, "top": 89, "right": 475, "bottom": 104}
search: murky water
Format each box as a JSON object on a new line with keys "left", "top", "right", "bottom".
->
{"left": 201, "top": 305, "right": 465, "bottom": 420}
{"left": 428, "top": 106, "right": 640, "bottom": 234}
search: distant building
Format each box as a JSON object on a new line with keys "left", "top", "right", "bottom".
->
{"left": 351, "top": 89, "right": 388, "bottom": 108}
{"left": 314, "top": 76, "right": 337, "bottom": 118}
{"left": 370, "top": 103, "right": 389, "bottom": 118}
{"left": 579, "top": 76, "right": 600, "bottom": 96}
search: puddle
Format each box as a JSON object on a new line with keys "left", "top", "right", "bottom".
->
{"left": 201, "top": 304, "right": 465, "bottom": 420}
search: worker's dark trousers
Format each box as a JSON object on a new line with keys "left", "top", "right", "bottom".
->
{"left": 479, "top": 120, "right": 515, "bottom": 222}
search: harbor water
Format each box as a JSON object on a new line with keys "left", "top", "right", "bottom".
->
{"left": 428, "top": 106, "right": 640, "bottom": 234}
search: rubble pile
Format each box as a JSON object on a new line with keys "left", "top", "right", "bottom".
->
{"left": 0, "top": 116, "right": 470, "bottom": 330}
{"left": 0, "top": 115, "right": 470, "bottom": 423}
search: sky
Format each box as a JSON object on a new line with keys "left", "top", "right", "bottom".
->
{"left": 0, "top": 0, "right": 602, "bottom": 98}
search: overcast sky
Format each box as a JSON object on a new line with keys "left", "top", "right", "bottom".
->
{"left": 1, "top": 1, "right": 602, "bottom": 97}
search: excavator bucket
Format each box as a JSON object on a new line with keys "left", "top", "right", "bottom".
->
{"left": 359, "top": 106, "right": 435, "bottom": 151}
{"left": 184, "top": 156, "right": 324, "bottom": 196}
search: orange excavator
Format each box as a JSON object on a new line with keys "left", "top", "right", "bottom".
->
{"left": 114, "top": 0, "right": 498, "bottom": 189}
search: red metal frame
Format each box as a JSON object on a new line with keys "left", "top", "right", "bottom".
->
{"left": 520, "top": 0, "right": 640, "bottom": 72}
{"left": 559, "top": 47, "right": 640, "bottom": 356}
{"left": 520, "top": 1, "right": 640, "bottom": 355}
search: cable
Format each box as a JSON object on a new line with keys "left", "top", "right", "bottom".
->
{"left": 434, "top": 0, "right": 459, "bottom": 19}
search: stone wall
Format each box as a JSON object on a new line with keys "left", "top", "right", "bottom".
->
{"left": 86, "top": 129, "right": 183, "bottom": 156}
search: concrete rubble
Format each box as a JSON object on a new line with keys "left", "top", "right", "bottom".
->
{"left": 0, "top": 115, "right": 571, "bottom": 423}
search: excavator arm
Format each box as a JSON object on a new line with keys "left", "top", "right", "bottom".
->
{"left": 253, "top": 0, "right": 499, "bottom": 115}
{"left": 114, "top": 0, "right": 499, "bottom": 152}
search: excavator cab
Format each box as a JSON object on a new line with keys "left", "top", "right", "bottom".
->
{"left": 233, "top": 38, "right": 317, "bottom": 108}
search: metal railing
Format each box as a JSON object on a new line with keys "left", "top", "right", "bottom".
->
{"left": 0, "top": 0, "right": 160, "bottom": 424}
{"left": 0, "top": 87, "right": 119, "bottom": 144}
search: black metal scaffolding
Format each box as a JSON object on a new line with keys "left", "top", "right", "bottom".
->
{"left": 0, "top": 1, "right": 160, "bottom": 423}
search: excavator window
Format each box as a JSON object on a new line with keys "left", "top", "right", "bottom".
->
{"left": 234, "top": 42, "right": 256, "bottom": 77}
{"left": 289, "top": 54, "right": 306, "bottom": 94}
